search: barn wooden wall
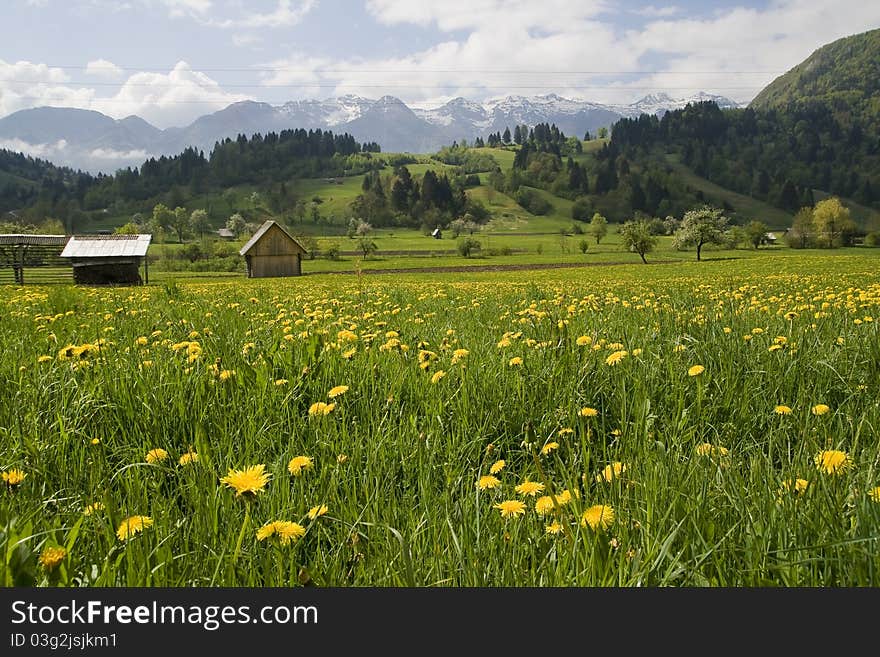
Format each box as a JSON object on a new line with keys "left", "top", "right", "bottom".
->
{"left": 248, "top": 254, "right": 301, "bottom": 278}
{"left": 245, "top": 224, "right": 304, "bottom": 278}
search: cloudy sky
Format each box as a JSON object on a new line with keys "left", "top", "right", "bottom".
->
{"left": 1, "top": 0, "right": 879, "bottom": 128}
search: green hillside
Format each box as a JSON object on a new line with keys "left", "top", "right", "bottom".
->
{"left": 751, "top": 27, "right": 880, "bottom": 128}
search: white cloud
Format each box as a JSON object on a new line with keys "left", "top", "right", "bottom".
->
{"left": 619, "top": 0, "right": 880, "bottom": 104}
{"left": 86, "top": 59, "right": 124, "bottom": 79}
{"left": 208, "top": 0, "right": 315, "bottom": 29}
{"left": 365, "top": 0, "right": 608, "bottom": 32}
{"left": 232, "top": 33, "right": 263, "bottom": 48}
{"left": 0, "top": 138, "right": 67, "bottom": 160}
{"left": 160, "top": 0, "right": 211, "bottom": 18}
{"left": 0, "top": 59, "right": 95, "bottom": 117}
{"left": 25, "top": 0, "right": 50, "bottom": 7}
{"left": 0, "top": 59, "right": 248, "bottom": 128}
{"left": 92, "top": 61, "right": 252, "bottom": 127}
{"left": 89, "top": 147, "right": 149, "bottom": 160}
{"left": 274, "top": 0, "right": 880, "bottom": 106}
{"left": 632, "top": 5, "right": 680, "bottom": 18}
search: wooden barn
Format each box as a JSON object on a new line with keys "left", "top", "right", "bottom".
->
{"left": 60, "top": 234, "right": 152, "bottom": 285}
{"left": 239, "top": 220, "right": 306, "bottom": 278}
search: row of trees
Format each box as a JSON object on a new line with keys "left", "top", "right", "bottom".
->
{"left": 620, "top": 197, "right": 857, "bottom": 263}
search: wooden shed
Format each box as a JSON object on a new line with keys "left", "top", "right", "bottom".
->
{"left": 60, "top": 234, "right": 152, "bottom": 285}
{"left": 239, "top": 220, "right": 306, "bottom": 278}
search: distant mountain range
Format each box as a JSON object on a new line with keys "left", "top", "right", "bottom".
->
{"left": 0, "top": 92, "right": 740, "bottom": 173}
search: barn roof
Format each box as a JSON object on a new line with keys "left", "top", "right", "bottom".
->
{"left": 239, "top": 220, "right": 306, "bottom": 256}
{"left": 60, "top": 234, "right": 152, "bottom": 258}
{"left": 0, "top": 234, "right": 69, "bottom": 246}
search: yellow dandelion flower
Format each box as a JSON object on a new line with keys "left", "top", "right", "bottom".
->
{"left": 274, "top": 379, "right": 288, "bottom": 386}
{"left": 477, "top": 475, "right": 501, "bottom": 490}
{"left": 515, "top": 480, "right": 544, "bottom": 497}
{"left": 811, "top": 404, "right": 831, "bottom": 416}
{"left": 90, "top": 438, "right": 100, "bottom": 445}
{"left": 869, "top": 487, "right": 880, "bottom": 503}
{"left": 596, "top": 462, "right": 626, "bottom": 483}
{"left": 288, "top": 456, "right": 314, "bottom": 477}
{"left": 632, "top": 348, "right": 643, "bottom": 357}
{"left": 135, "top": 336, "right": 148, "bottom": 346}
{"left": 2, "top": 469, "right": 26, "bottom": 486}
{"left": 557, "top": 489, "right": 578, "bottom": 505}
{"left": 145, "top": 448, "right": 169, "bottom": 464}
{"left": 535, "top": 495, "right": 556, "bottom": 515}
{"left": 489, "top": 459, "right": 506, "bottom": 474}
{"left": 83, "top": 502, "right": 105, "bottom": 516}
{"left": 508, "top": 356, "right": 523, "bottom": 367}
{"left": 695, "top": 443, "right": 729, "bottom": 458}
{"left": 673, "top": 344, "right": 686, "bottom": 353}
{"left": 179, "top": 451, "right": 199, "bottom": 466}
{"left": 256, "top": 520, "right": 306, "bottom": 545}
{"left": 494, "top": 500, "right": 526, "bottom": 518}
{"left": 337, "top": 454, "right": 348, "bottom": 464}
{"left": 116, "top": 515, "right": 153, "bottom": 540}
{"left": 39, "top": 546, "right": 67, "bottom": 571}
{"left": 605, "top": 350, "right": 628, "bottom": 366}
{"left": 451, "top": 348, "right": 469, "bottom": 364}
{"left": 545, "top": 521, "right": 564, "bottom": 535}
{"left": 579, "top": 407, "right": 598, "bottom": 417}
{"left": 814, "top": 450, "right": 851, "bottom": 475}
{"left": 307, "top": 504, "right": 328, "bottom": 520}
{"left": 328, "top": 385, "right": 349, "bottom": 398}
{"left": 541, "top": 441, "right": 559, "bottom": 456}
{"left": 308, "top": 401, "right": 336, "bottom": 416}
{"left": 220, "top": 464, "right": 270, "bottom": 496}
{"left": 780, "top": 478, "right": 809, "bottom": 495}
{"left": 37, "top": 355, "right": 53, "bottom": 363}
{"left": 576, "top": 335, "right": 592, "bottom": 346}
{"left": 687, "top": 365, "right": 705, "bottom": 377}
{"left": 581, "top": 504, "right": 615, "bottom": 531}
{"left": 430, "top": 370, "right": 446, "bottom": 384}
{"left": 774, "top": 405, "right": 792, "bottom": 415}
{"left": 218, "top": 369, "right": 235, "bottom": 381}
{"left": 342, "top": 348, "right": 357, "bottom": 359}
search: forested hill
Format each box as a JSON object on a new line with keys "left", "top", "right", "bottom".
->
{"left": 1, "top": 128, "right": 380, "bottom": 229}
{"left": 750, "top": 27, "right": 880, "bottom": 131}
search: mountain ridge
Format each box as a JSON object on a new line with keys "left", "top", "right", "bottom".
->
{"left": 0, "top": 92, "right": 740, "bottom": 173}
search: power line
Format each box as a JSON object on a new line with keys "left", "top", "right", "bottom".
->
{"left": 3, "top": 81, "right": 766, "bottom": 90}
{"left": 38, "top": 64, "right": 787, "bottom": 75}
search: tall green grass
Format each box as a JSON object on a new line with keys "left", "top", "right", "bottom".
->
{"left": 1, "top": 252, "right": 879, "bottom": 586}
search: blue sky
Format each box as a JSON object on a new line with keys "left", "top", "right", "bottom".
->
{"left": 2, "top": 0, "right": 878, "bottom": 127}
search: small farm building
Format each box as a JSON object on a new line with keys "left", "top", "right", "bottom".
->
{"left": 0, "top": 234, "right": 70, "bottom": 284}
{"left": 217, "top": 227, "right": 235, "bottom": 240}
{"left": 60, "top": 234, "right": 152, "bottom": 285}
{"left": 239, "top": 220, "right": 306, "bottom": 278}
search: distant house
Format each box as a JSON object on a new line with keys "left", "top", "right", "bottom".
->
{"left": 764, "top": 232, "right": 778, "bottom": 244}
{"left": 239, "top": 220, "right": 306, "bottom": 278}
{"left": 431, "top": 228, "right": 442, "bottom": 239}
{"left": 217, "top": 227, "right": 235, "bottom": 240}
{"left": 60, "top": 234, "right": 152, "bottom": 285}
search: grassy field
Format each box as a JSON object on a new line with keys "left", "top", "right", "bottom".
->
{"left": 2, "top": 250, "right": 880, "bottom": 586}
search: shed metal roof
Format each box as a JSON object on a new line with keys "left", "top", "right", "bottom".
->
{"left": 0, "top": 234, "right": 69, "bottom": 246}
{"left": 239, "top": 220, "right": 305, "bottom": 256}
{"left": 61, "top": 234, "right": 152, "bottom": 258}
